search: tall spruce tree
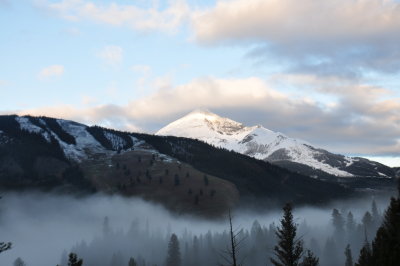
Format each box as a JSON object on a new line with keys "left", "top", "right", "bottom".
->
{"left": 368, "top": 187, "right": 400, "bottom": 265}
{"left": 128, "top": 257, "right": 137, "bottom": 266}
{"left": 300, "top": 250, "right": 319, "bottom": 266}
{"left": 166, "top": 233, "right": 181, "bottom": 266}
{"left": 344, "top": 244, "right": 353, "bottom": 266}
{"left": 355, "top": 238, "right": 372, "bottom": 266}
{"left": 68, "top": 253, "right": 83, "bottom": 266}
{"left": 271, "top": 203, "right": 303, "bottom": 266}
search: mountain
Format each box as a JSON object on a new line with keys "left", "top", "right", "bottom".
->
{"left": 156, "top": 110, "right": 395, "bottom": 179}
{"left": 0, "top": 114, "right": 353, "bottom": 216}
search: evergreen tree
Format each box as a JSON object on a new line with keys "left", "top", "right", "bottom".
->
{"left": 362, "top": 212, "right": 373, "bottom": 230}
{"left": 344, "top": 244, "right": 353, "bottom": 266}
{"left": 332, "top": 209, "right": 345, "bottom": 235}
{"left": 371, "top": 199, "right": 381, "bottom": 228}
{"left": 300, "top": 250, "right": 319, "bottom": 266}
{"left": 68, "top": 253, "right": 83, "bottom": 266}
{"left": 346, "top": 211, "right": 356, "bottom": 233}
{"left": 355, "top": 239, "right": 372, "bottom": 266}
{"left": 166, "top": 233, "right": 181, "bottom": 266}
{"left": 13, "top": 257, "right": 26, "bottom": 266}
{"left": 271, "top": 203, "right": 303, "bottom": 266}
{"left": 371, "top": 199, "right": 379, "bottom": 221}
{"left": 128, "top": 258, "right": 138, "bottom": 266}
{"left": 368, "top": 193, "right": 400, "bottom": 265}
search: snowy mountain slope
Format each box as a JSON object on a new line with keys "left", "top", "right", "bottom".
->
{"left": 0, "top": 115, "right": 147, "bottom": 162}
{"left": 156, "top": 110, "right": 394, "bottom": 178}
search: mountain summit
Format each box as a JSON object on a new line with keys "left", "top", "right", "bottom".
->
{"left": 157, "top": 110, "right": 394, "bottom": 179}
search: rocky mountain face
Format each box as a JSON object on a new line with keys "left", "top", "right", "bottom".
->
{"left": 0, "top": 114, "right": 353, "bottom": 215}
{"left": 157, "top": 110, "right": 395, "bottom": 179}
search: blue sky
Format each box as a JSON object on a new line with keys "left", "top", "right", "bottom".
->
{"left": 1, "top": 0, "right": 400, "bottom": 166}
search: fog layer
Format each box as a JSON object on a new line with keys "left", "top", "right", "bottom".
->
{"left": 0, "top": 192, "right": 393, "bottom": 266}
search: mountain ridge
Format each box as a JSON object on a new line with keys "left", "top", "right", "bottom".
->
{"left": 156, "top": 110, "right": 395, "bottom": 179}
{"left": 0, "top": 114, "right": 355, "bottom": 216}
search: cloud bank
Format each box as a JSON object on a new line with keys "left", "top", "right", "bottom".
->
{"left": 192, "top": 0, "right": 400, "bottom": 75}
{"left": 14, "top": 75, "right": 400, "bottom": 157}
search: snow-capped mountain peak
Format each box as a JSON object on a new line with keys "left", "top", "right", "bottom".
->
{"left": 156, "top": 110, "right": 392, "bottom": 178}
{"left": 157, "top": 109, "right": 247, "bottom": 138}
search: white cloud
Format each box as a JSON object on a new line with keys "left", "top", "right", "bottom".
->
{"left": 97, "top": 45, "right": 123, "bottom": 66}
{"left": 193, "top": 0, "right": 400, "bottom": 44}
{"left": 43, "top": 0, "right": 190, "bottom": 33}
{"left": 38, "top": 65, "right": 65, "bottom": 80}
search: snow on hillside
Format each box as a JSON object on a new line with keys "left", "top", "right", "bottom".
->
{"left": 156, "top": 110, "right": 354, "bottom": 177}
{"left": 15, "top": 117, "right": 52, "bottom": 142}
{"left": 56, "top": 119, "right": 106, "bottom": 161}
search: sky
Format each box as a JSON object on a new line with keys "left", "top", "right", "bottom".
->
{"left": 0, "top": 0, "right": 400, "bottom": 166}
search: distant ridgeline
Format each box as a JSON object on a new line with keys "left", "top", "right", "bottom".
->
{"left": 0, "top": 115, "right": 393, "bottom": 216}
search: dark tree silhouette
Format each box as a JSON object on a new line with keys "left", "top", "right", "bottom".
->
{"left": 128, "top": 257, "right": 138, "bottom": 266}
{"left": 300, "top": 250, "right": 319, "bottom": 266}
{"left": 332, "top": 208, "right": 345, "bottom": 235}
{"left": 366, "top": 182, "right": 400, "bottom": 265}
{"left": 371, "top": 199, "right": 380, "bottom": 225}
{"left": 344, "top": 244, "right": 353, "bottom": 266}
{"left": 346, "top": 211, "right": 356, "bottom": 233}
{"left": 68, "top": 253, "right": 83, "bottom": 266}
{"left": 166, "top": 233, "right": 181, "bottom": 266}
{"left": 13, "top": 257, "right": 26, "bottom": 266}
{"left": 356, "top": 239, "right": 372, "bottom": 266}
{"left": 271, "top": 203, "right": 303, "bottom": 266}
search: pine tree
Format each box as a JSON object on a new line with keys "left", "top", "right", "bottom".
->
{"left": 371, "top": 199, "right": 380, "bottom": 224}
{"left": 300, "top": 250, "right": 319, "bottom": 266}
{"left": 362, "top": 212, "right": 373, "bottom": 231}
{"left": 368, "top": 193, "right": 400, "bottom": 265}
{"left": 128, "top": 257, "right": 137, "bottom": 266}
{"left": 346, "top": 211, "right": 356, "bottom": 233}
{"left": 344, "top": 244, "right": 353, "bottom": 266}
{"left": 332, "top": 209, "right": 345, "bottom": 235}
{"left": 13, "top": 257, "right": 26, "bottom": 266}
{"left": 166, "top": 233, "right": 181, "bottom": 266}
{"left": 271, "top": 203, "right": 303, "bottom": 266}
{"left": 355, "top": 239, "right": 372, "bottom": 266}
{"left": 68, "top": 253, "right": 83, "bottom": 266}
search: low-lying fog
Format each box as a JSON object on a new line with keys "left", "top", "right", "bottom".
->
{"left": 0, "top": 191, "right": 394, "bottom": 266}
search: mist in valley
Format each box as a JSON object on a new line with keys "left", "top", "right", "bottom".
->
{"left": 0, "top": 191, "right": 394, "bottom": 266}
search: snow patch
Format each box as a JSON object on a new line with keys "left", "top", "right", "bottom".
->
{"left": 15, "top": 116, "right": 51, "bottom": 142}
{"left": 103, "top": 131, "right": 126, "bottom": 150}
